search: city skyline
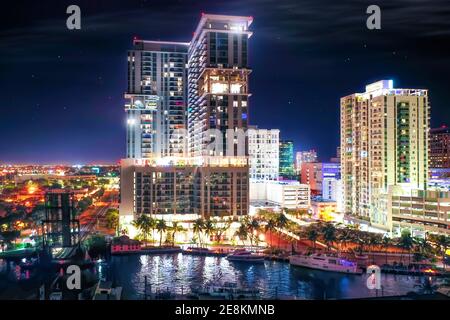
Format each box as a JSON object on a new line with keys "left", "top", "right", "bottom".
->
{"left": 1, "top": 3, "right": 450, "bottom": 303}
{"left": 1, "top": 0, "right": 450, "bottom": 164}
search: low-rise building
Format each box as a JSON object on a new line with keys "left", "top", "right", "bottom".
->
{"left": 301, "top": 162, "right": 341, "bottom": 197}
{"left": 311, "top": 199, "right": 338, "bottom": 221}
{"left": 384, "top": 186, "right": 450, "bottom": 236}
{"left": 250, "top": 180, "right": 310, "bottom": 209}
{"left": 111, "top": 235, "right": 142, "bottom": 254}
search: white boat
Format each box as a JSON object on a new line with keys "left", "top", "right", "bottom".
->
{"left": 191, "top": 282, "right": 260, "bottom": 300}
{"left": 289, "top": 253, "right": 362, "bottom": 274}
{"left": 226, "top": 249, "right": 265, "bottom": 263}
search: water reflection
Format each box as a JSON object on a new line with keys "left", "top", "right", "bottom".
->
{"left": 111, "top": 253, "right": 422, "bottom": 300}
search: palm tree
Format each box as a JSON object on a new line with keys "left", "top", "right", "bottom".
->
{"left": 143, "top": 215, "right": 155, "bottom": 244}
{"left": 170, "top": 221, "right": 185, "bottom": 246}
{"left": 414, "top": 236, "right": 433, "bottom": 262}
{"left": 367, "top": 233, "right": 381, "bottom": 263}
{"left": 337, "top": 228, "right": 352, "bottom": 252}
{"left": 397, "top": 230, "right": 414, "bottom": 265}
{"left": 105, "top": 209, "right": 119, "bottom": 235}
{"left": 212, "top": 218, "right": 231, "bottom": 244}
{"left": 321, "top": 223, "right": 337, "bottom": 252}
{"left": 245, "top": 217, "right": 260, "bottom": 249}
{"left": 305, "top": 225, "right": 319, "bottom": 253}
{"left": 155, "top": 219, "right": 167, "bottom": 247}
{"left": 264, "top": 218, "right": 277, "bottom": 248}
{"left": 354, "top": 231, "right": 368, "bottom": 256}
{"left": 149, "top": 217, "right": 157, "bottom": 243}
{"left": 434, "top": 235, "right": 450, "bottom": 269}
{"left": 275, "top": 213, "right": 288, "bottom": 249}
{"left": 234, "top": 224, "right": 248, "bottom": 246}
{"left": 381, "top": 235, "right": 392, "bottom": 265}
{"left": 193, "top": 218, "right": 205, "bottom": 247}
{"left": 132, "top": 215, "right": 152, "bottom": 243}
{"left": 203, "top": 219, "right": 215, "bottom": 245}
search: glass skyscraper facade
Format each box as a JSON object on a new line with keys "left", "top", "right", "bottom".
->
{"left": 279, "top": 140, "right": 296, "bottom": 179}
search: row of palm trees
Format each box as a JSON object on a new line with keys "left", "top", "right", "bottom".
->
{"left": 130, "top": 216, "right": 233, "bottom": 247}
{"left": 234, "top": 212, "right": 292, "bottom": 250}
{"left": 236, "top": 210, "right": 449, "bottom": 267}
{"left": 130, "top": 213, "right": 289, "bottom": 248}
{"left": 129, "top": 212, "right": 449, "bottom": 267}
{"left": 130, "top": 215, "right": 185, "bottom": 247}
{"left": 297, "top": 221, "right": 450, "bottom": 266}
{"left": 192, "top": 218, "right": 231, "bottom": 247}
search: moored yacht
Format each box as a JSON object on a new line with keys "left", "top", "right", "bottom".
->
{"left": 289, "top": 253, "right": 362, "bottom": 274}
{"left": 227, "top": 249, "right": 265, "bottom": 263}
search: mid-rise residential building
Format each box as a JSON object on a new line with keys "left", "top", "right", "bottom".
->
{"left": 126, "top": 40, "right": 189, "bottom": 158}
{"left": 430, "top": 126, "right": 450, "bottom": 169}
{"left": 250, "top": 180, "right": 310, "bottom": 209}
{"left": 340, "top": 80, "right": 429, "bottom": 229}
{"left": 120, "top": 157, "right": 249, "bottom": 220}
{"left": 383, "top": 185, "right": 449, "bottom": 236}
{"left": 279, "top": 140, "right": 296, "bottom": 179}
{"left": 188, "top": 14, "right": 253, "bottom": 157}
{"left": 248, "top": 128, "right": 279, "bottom": 180}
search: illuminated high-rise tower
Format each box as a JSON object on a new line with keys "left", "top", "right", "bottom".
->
{"left": 340, "top": 80, "right": 429, "bottom": 227}
{"left": 188, "top": 14, "right": 253, "bottom": 157}
{"left": 120, "top": 14, "right": 251, "bottom": 227}
{"left": 125, "top": 40, "right": 189, "bottom": 158}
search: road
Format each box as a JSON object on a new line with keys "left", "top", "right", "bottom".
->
{"left": 79, "top": 205, "right": 111, "bottom": 241}
{"left": 78, "top": 190, "right": 119, "bottom": 241}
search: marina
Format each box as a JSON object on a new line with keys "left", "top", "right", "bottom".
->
{"left": 107, "top": 253, "right": 432, "bottom": 300}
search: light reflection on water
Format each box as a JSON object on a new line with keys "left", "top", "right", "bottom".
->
{"left": 110, "top": 253, "right": 423, "bottom": 300}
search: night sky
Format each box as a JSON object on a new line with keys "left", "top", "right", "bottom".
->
{"left": 1, "top": 0, "right": 450, "bottom": 164}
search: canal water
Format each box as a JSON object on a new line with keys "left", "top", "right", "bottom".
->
{"left": 109, "top": 253, "right": 425, "bottom": 300}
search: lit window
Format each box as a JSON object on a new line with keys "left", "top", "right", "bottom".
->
{"left": 230, "top": 84, "right": 242, "bottom": 94}
{"left": 211, "top": 83, "right": 228, "bottom": 94}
